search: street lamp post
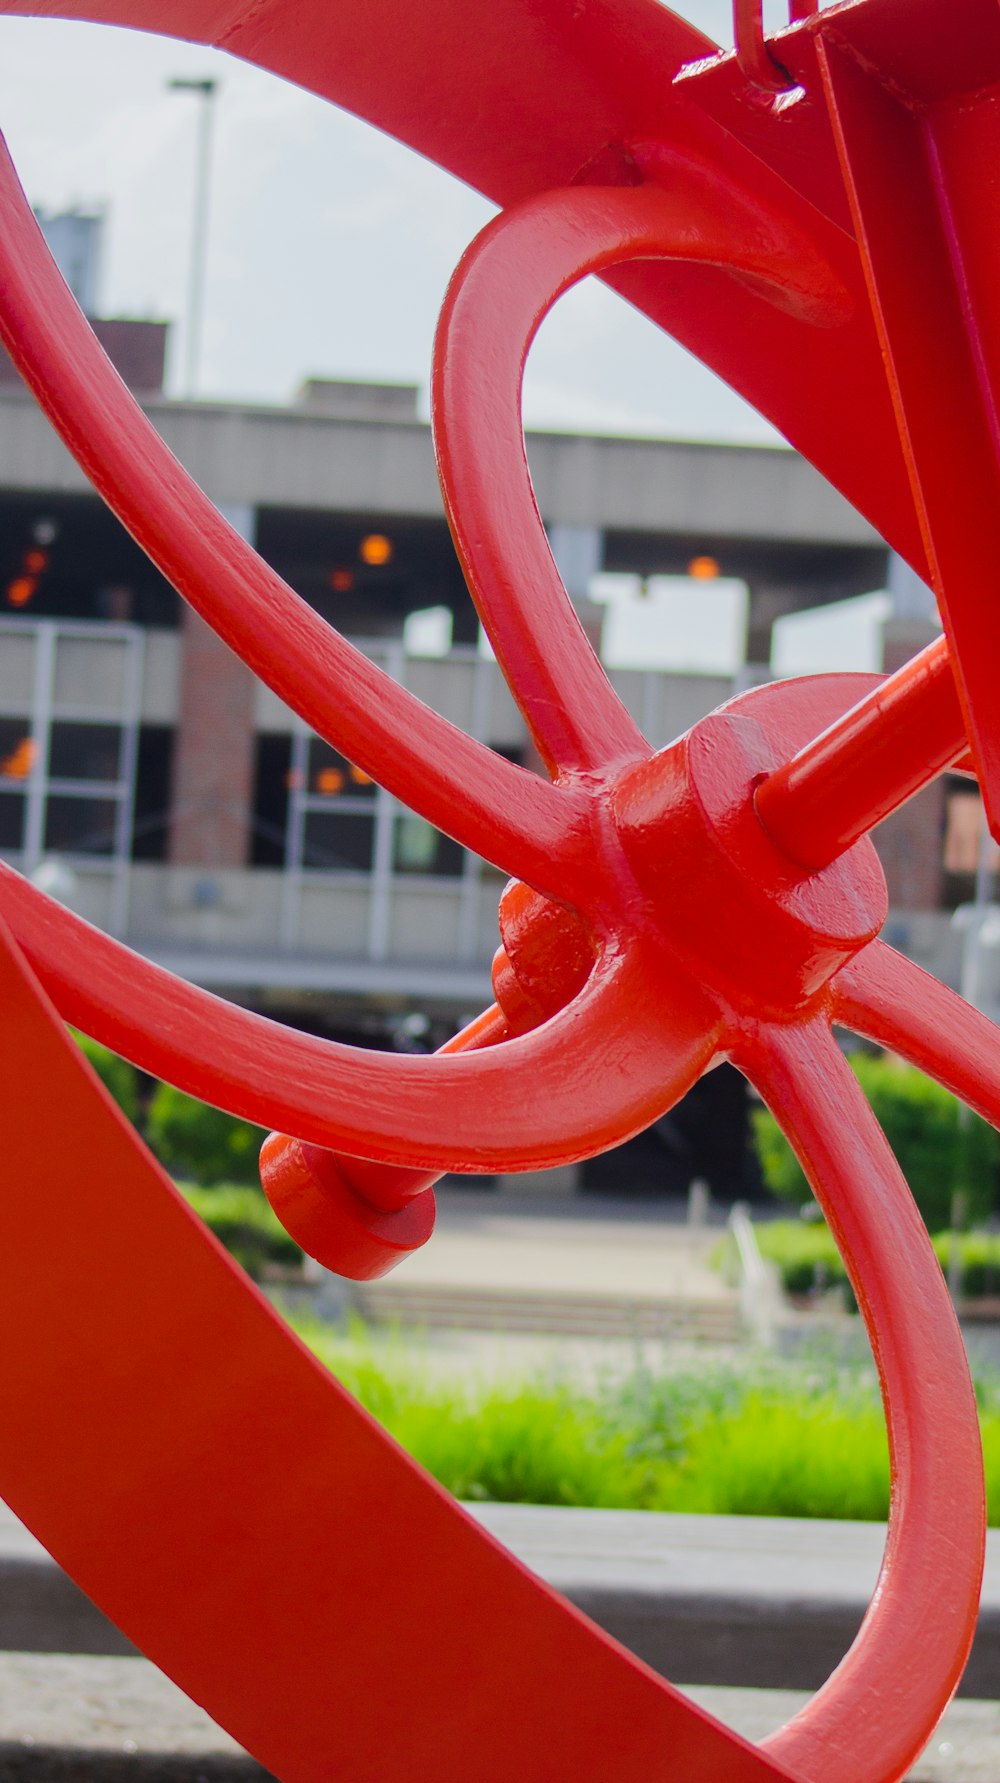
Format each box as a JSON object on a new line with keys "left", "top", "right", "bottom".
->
{"left": 167, "top": 77, "right": 218, "bottom": 397}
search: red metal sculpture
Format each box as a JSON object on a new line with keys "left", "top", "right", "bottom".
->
{"left": 0, "top": 0, "right": 997, "bottom": 1777}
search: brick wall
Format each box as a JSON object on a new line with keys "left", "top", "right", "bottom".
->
{"left": 872, "top": 619, "right": 946, "bottom": 912}
{"left": 168, "top": 606, "right": 257, "bottom": 869}
{"left": 0, "top": 319, "right": 167, "bottom": 393}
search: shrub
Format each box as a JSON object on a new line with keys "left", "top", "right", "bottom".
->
{"left": 933, "top": 1231, "right": 1000, "bottom": 1300}
{"left": 745, "top": 1220, "right": 850, "bottom": 1299}
{"left": 71, "top": 1029, "right": 140, "bottom": 1126}
{"left": 146, "top": 1082, "right": 267, "bottom": 1186}
{"left": 181, "top": 1184, "right": 302, "bottom": 1277}
{"left": 752, "top": 1052, "right": 1000, "bottom": 1232}
{"left": 718, "top": 1218, "right": 1000, "bottom": 1306}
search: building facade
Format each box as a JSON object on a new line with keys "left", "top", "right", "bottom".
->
{"left": 0, "top": 369, "right": 981, "bottom": 1187}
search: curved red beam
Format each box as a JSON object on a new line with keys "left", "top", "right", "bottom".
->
{"left": 0, "top": 131, "right": 594, "bottom": 901}
{"left": 835, "top": 941, "right": 1000, "bottom": 1128}
{"left": 0, "top": 918, "right": 794, "bottom": 1783}
{"left": 433, "top": 172, "right": 848, "bottom": 778}
{"left": 0, "top": 864, "right": 724, "bottom": 1168}
{"left": 737, "top": 1016, "right": 985, "bottom": 1783}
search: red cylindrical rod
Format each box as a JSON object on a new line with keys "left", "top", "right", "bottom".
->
{"left": 755, "top": 635, "right": 969, "bottom": 871}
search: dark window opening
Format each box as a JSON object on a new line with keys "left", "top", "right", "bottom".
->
{"left": 0, "top": 791, "right": 25, "bottom": 850}
{"left": 302, "top": 810, "right": 375, "bottom": 873}
{"left": 0, "top": 496, "right": 181, "bottom": 628}
{"left": 306, "top": 739, "right": 374, "bottom": 801}
{"left": 0, "top": 720, "right": 36, "bottom": 783}
{"left": 941, "top": 777, "right": 998, "bottom": 910}
{"left": 44, "top": 795, "right": 118, "bottom": 857}
{"left": 250, "top": 734, "right": 292, "bottom": 867}
{"left": 131, "top": 726, "right": 175, "bottom": 862}
{"left": 393, "top": 815, "right": 464, "bottom": 878}
{"left": 49, "top": 721, "right": 123, "bottom": 784}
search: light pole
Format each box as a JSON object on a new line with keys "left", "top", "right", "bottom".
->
{"left": 167, "top": 77, "right": 218, "bottom": 397}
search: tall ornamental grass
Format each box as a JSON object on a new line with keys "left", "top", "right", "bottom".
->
{"left": 294, "top": 1320, "right": 1000, "bottom": 1524}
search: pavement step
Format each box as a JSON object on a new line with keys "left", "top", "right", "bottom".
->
{"left": 4, "top": 1498, "right": 1000, "bottom": 1700}
{"left": 0, "top": 1652, "right": 271, "bottom": 1781}
{"left": 0, "top": 1656, "right": 993, "bottom": 1781}
{"left": 352, "top": 1284, "right": 744, "bottom": 1341}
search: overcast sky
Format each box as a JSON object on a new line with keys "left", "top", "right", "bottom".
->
{"left": 0, "top": 0, "right": 787, "bottom": 442}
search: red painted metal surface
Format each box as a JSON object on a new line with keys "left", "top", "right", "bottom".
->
{"left": 0, "top": 0, "right": 997, "bottom": 1778}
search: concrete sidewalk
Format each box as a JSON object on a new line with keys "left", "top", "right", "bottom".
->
{"left": 306, "top": 1187, "right": 748, "bottom": 1343}
{"left": 0, "top": 1657, "right": 994, "bottom": 1781}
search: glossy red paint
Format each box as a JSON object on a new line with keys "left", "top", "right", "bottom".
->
{"left": 0, "top": 0, "right": 996, "bottom": 1778}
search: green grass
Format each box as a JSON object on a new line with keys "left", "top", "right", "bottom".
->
{"left": 292, "top": 1319, "right": 907, "bottom": 1519}
{"left": 175, "top": 1191, "right": 1000, "bottom": 1522}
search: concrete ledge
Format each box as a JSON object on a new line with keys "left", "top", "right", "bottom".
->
{"left": 3, "top": 1499, "right": 998, "bottom": 1697}
{"left": 469, "top": 1505, "right": 1000, "bottom": 1698}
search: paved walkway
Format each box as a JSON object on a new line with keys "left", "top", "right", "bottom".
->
{"left": 370, "top": 1187, "right": 731, "bottom": 1298}
{"left": 300, "top": 1187, "right": 750, "bottom": 1343}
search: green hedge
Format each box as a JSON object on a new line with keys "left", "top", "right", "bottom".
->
{"left": 181, "top": 1184, "right": 302, "bottom": 1277}
{"left": 736, "top": 1218, "right": 1000, "bottom": 1305}
{"left": 145, "top": 1082, "right": 268, "bottom": 1186}
{"left": 71, "top": 1030, "right": 141, "bottom": 1126}
{"left": 933, "top": 1231, "right": 1000, "bottom": 1300}
{"left": 753, "top": 1052, "right": 1000, "bottom": 1233}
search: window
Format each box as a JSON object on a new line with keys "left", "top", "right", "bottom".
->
{"left": 49, "top": 721, "right": 123, "bottom": 783}
{"left": 44, "top": 795, "right": 118, "bottom": 856}
{"left": 942, "top": 778, "right": 999, "bottom": 909}
{"left": 250, "top": 734, "right": 292, "bottom": 867}
{"left": 393, "top": 815, "right": 464, "bottom": 878}
{"left": 303, "top": 808, "right": 376, "bottom": 872}
{"left": 131, "top": 726, "right": 175, "bottom": 862}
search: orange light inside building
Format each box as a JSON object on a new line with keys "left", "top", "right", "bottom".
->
{"left": 7, "top": 577, "right": 37, "bottom": 608}
{"left": 688, "top": 555, "right": 720, "bottom": 581}
{"left": 349, "top": 765, "right": 373, "bottom": 786}
{"left": 23, "top": 549, "right": 48, "bottom": 575}
{"left": 329, "top": 568, "right": 353, "bottom": 593}
{"left": 1, "top": 737, "right": 36, "bottom": 779}
{"left": 315, "top": 767, "right": 345, "bottom": 795}
{"left": 359, "top": 533, "right": 393, "bottom": 567}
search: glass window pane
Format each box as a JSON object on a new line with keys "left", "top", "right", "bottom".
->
{"left": 0, "top": 720, "right": 36, "bottom": 782}
{"left": 49, "top": 722, "right": 123, "bottom": 784}
{"left": 0, "top": 792, "right": 25, "bottom": 850}
{"left": 0, "top": 633, "right": 35, "bottom": 711}
{"left": 302, "top": 810, "right": 374, "bottom": 873}
{"left": 132, "top": 726, "right": 176, "bottom": 863}
{"left": 306, "top": 738, "right": 374, "bottom": 801}
{"left": 250, "top": 734, "right": 292, "bottom": 868}
{"left": 393, "top": 816, "right": 464, "bottom": 878}
{"left": 53, "top": 636, "right": 127, "bottom": 710}
{"left": 44, "top": 796, "right": 118, "bottom": 857}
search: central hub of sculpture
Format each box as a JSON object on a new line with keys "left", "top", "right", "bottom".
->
{"left": 496, "top": 701, "right": 888, "bottom": 1030}
{"left": 611, "top": 708, "right": 887, "bottom": 1014}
